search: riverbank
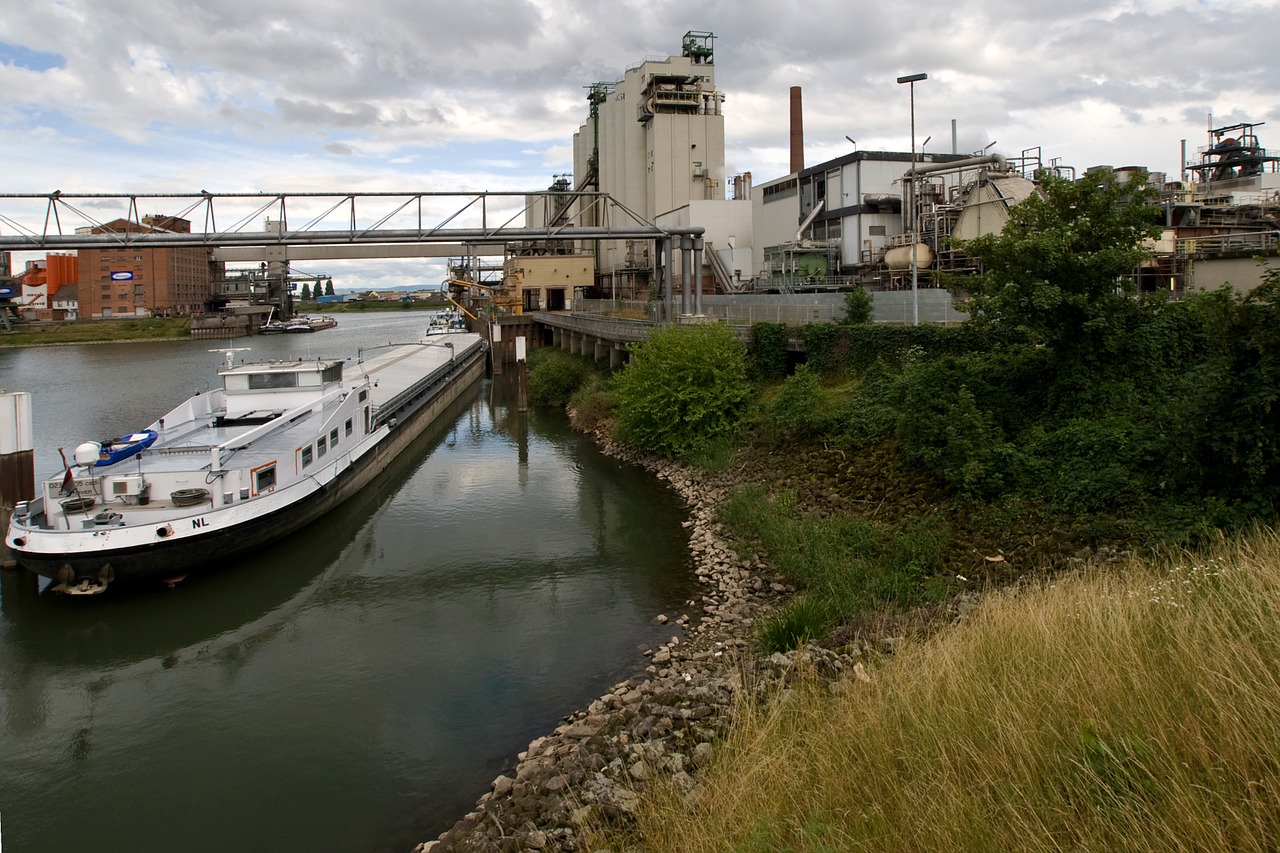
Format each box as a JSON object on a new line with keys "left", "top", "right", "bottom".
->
{"left": 419, "top": 432, "right": 949, "bottom": 852}
{"left": 0, "top": 317, "right": 191, "bottom": 347}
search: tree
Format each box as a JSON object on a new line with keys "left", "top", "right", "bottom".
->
{"left": 612, "top": 324, "right": 752, "bottom": 458}
{"left": 843, "top": 286, "right": 874, "bottom": 324}
{"left": 959, "top": 171, "right": 1161, "bottom": 363}
{"left": 299, "top": 282, "right": 312, "bottom": 301}
{"left": 324, "top": 280, "right": 335, "bottom": 296}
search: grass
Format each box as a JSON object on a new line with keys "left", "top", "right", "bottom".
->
{"left": 719, "top": 485, "right": 952, "bottom": 639}
{"left": 0, "top": 317, "right": 191, "bottom": 346}
{"left": 595, "top": 525, "right": 1280, "bottom": 852}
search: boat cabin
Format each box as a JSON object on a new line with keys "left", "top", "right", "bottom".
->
{"left": 219, "top": 359, "right": 345, "bottom": 423}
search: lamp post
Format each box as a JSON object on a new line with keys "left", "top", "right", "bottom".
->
{"left": 897, "top": 72, "right": 927, "bottom": 325}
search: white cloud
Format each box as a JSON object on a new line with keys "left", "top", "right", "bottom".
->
{"left": 1, "top": 0, "right": 1278, "bottom": 288}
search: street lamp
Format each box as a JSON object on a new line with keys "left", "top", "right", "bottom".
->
{"left": 897, "top": 72, "right": 927, "bottom": 325}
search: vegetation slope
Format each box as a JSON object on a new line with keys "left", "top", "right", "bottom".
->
{"left": 525, "top": 170, "right": 1280, "bottom": 850}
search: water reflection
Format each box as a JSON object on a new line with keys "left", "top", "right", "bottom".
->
{"left": 0, "top": 323, "right": 696, "bottom": 853}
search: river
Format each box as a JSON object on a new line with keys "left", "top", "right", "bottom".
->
{"left": 0, "top": 312, "right": 696, "bottom": 852}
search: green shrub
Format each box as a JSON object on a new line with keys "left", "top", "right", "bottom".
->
{"left": 567, "top": 376, "right": 614, "bottom": 432}
{"left": 843, "top": 287, "right": 874, "bottom": 324}
{"left": 763, "top": 364, "right": 831, "bottom": 441}
{"left": 527, "top": 349, "right": 595, "bottom": 406}
{"left": 750, "top": 322, "right": 788, "bottom": 380}
{"left": 612, "top": 324, "right": 752, "bottom": 458}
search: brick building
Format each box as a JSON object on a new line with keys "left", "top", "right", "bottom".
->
{"left": 78, "top": 216, "right": 217, "bottom": 318}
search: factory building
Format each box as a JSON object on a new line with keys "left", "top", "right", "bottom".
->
{"left": 568, "top": 31, "right": 728, "bottom": 298}
{"left": 76, "top": 216, "right": 218, "bottom": 319}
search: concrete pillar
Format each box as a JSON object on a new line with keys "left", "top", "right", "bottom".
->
{"left": 610, "top": 344, "right": 625, "bottom": 370}
{"left": 661, "top": 237, "right": 674, "bottom": 322}
{"left": 594, "top": 337, "right": 607, "bottom": 362}
{"left": 693, "top": 235, "right": 705, "bottom": 316}
{"left": 680, "top": 236, "right": 693, "bottom": 316}
{"left": 1, "top": 391, "right": 35, "bottom": 569}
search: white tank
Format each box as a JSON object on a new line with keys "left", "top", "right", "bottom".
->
{"left": 884, "top": 243, "right": 935, "bottom": 270}
{"left": 74, "top": 441, "right": 102, "bottom": 467}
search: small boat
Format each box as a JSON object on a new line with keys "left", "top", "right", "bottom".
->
{"left": 285, "top": 315, "right": 338, "bottom": 333}
{"left": 426, "top": 309, "right": 467, "bottom": 336}
{"left": 6, "top": 335, "right": 488, "bottom": 588}
{"left": 94, "top": 430, "right": 158, "bottom": 466}
{"left": 259, "top": 307, "right": 287, "bottom": 334}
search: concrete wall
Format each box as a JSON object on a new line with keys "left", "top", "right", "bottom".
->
{"left": 1188, "top": 255, "right": 1280, "bottom": 294}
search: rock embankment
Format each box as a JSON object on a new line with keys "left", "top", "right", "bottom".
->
{"left": 419, "top": 437, "right": 838, "bottom": 852}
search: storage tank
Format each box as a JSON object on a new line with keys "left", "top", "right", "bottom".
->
{"left": 884, "top": 244, "right": 935, "bottom": 270}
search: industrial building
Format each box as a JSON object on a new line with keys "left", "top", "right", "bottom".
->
{"left": 76, "top": 215, "right": 219, "bottom": 319}
{"left": 563, "top": 31, "right": 726, "bottom": 300}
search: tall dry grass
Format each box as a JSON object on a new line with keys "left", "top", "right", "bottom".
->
{"left": 607, "top": 527, "right": 1280, "bottom": 852}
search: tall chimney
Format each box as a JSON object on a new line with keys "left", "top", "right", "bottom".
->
{"left": 789, "top": 86, "right": 804, "bottom": 174}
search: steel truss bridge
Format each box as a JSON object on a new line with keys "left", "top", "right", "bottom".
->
{"left": 0, "top": 189, "right": 700, "bottom": 254}
{"left": 0, "top": 189, "right": 710, "bottom": 314}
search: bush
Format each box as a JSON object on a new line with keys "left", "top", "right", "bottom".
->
{"left": 763, "top": 364, "right": 831, "bottom": 440}
{"left": 527, "top": 349, "right": 596, "bottom": 406}
{"left": 750, "top": 322, "right": 788, "bottom": 380}
{"left": 612, "top": 323, "right": 752, "bottom": 458}
{"left": 843, "top": 287, "right": 874, "bottom": 324}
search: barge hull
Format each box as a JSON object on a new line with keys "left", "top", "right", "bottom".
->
{"left": 11, "top": 343, "right": 487, "bottom": 584}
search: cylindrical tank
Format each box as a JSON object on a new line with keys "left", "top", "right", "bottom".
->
{"left": 884, "top": 244, "right": 935, "bottom": 270}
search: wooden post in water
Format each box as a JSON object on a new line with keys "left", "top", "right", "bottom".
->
{"left": 1, "top": 390, "right": 35, "bottom": 569}
{"left": 516, "top": 336, "right": 528, "bottom": 413}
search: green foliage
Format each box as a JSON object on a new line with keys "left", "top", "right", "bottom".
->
{"left": 323, "top": 280, "right": 335, "bottom": 296}
{"left": 758, "top": 597, "right": 833, "bottom": 654}
{"left": 959, "top": 171, "right": 1162, "bottom": 361}
{"left": 612, "top": 323, "right": 752, "bottom": 458}
{"left": 527, "top": 349, "right": 596, "bottom": 407}
{"left": 764, "top": 364, "right": 832, "bottom": 441}
{"left": 1162, "top": 274, "right": 1280, "bottom": 507}
{"left": 299, "top": 282, "right": 312, "bottom": 300}
{"left": 568, "top": 377, "right": 614, "bottom": 433}
{"left": 894, "top": 357, "right": 1027, "bottom": 499}
{"left": 799, "top": 324, "right": 843, "bottom": 375}
{"left": 842, "top": 287, "right": 874, "bottom": 324}
{"left": 750, "top": 322, "right": 788, "bottom": 380}
{"left": 721, "top": 485, "right": 950, "bottom": 626}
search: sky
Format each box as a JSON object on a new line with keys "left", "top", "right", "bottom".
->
{"left": 1, "top": 0, "right": 1277, "bottom": 290}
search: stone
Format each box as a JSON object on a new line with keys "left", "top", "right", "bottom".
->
{"left": 493, "top": 775, "right": 516, "bottom": 796}
{"left": 628, "top": 760, "right": 652, "bottom": 781}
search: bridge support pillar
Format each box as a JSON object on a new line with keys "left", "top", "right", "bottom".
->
{"left": 593, "top": 337, "right": 608, "bottom": 361}
{"left": 692, "top": 235, "right": 704, "bottom": 316}
{"left": 680, "top": 236, "right": 693, "bottom": 316}
{"left": 610, "top": 344, "right": 625, "bottom": 370}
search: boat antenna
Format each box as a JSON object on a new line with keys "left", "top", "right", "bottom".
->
{"left": 209, "top": 347, "right": 251, "bottom": 370}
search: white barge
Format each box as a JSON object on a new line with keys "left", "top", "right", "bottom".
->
{"left": 5, "top": 333, "right": 487, "bottom": 589}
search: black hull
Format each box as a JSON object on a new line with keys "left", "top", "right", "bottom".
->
{"left": 18, "top": 347, "right": 487, "bottom": 585}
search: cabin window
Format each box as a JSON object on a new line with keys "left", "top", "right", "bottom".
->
{"left": 358, "top": 389, "right": 368, "bottom": 403}
{"left": 249, "top": 372, "right": 299, "bottom": 390}
{"left": 344, "top": 418, "right": 353, "bottom": 437}
{"left": 330, "top": 428, "right": 339, "bottom": 446}
{"left": 364, "top": 406, "right": 371, "bottom": 434}
{"left": 322, "top": 364, "right": 343, "bottom": 383}
{"left": 255, "top": 464, "right": 276, "bottom": 493}
{"left": 317, "top": 436, "right": 327, "bottom": 458}
{"left": 301, "top": 446, "right": 314, "bottom": 468}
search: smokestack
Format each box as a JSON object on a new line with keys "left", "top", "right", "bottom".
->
{"left": 789, "top": 86, "right": 804, "bottom": 174}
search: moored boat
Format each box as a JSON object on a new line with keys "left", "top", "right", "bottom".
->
{"left": 426, "top": 308, "right": 467, "bottom": 336}
{"left": 5, "top": 334, "right": 487, "bottom": 589}
{"left": 285, "top": 315, "right": 338, "bottom": 333}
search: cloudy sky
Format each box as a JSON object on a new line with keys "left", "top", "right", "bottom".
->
{"left": 2, "top": 0, "right": 1277, "bottom": 289}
